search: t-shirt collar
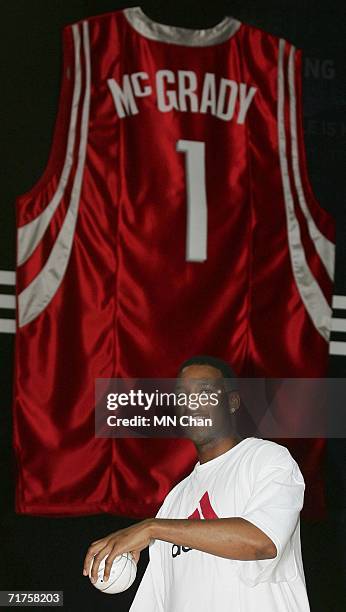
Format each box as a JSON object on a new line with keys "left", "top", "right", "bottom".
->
{"left": 194, "top": 437, "right": 255, "bottom": 473}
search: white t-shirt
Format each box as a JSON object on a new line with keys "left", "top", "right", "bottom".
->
{"left": 130, "top": 437, "right": 310, "bottom": 611}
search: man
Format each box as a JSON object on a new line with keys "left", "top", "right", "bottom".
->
{"left": 83, "top": 356, "right": 310, "bottom": 611}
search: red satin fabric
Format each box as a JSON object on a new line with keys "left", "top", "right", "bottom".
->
{"left": 13, "top": 10, "right": 335, "bottom": 519}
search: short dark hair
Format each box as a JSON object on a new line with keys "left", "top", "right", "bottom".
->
{"left": 177, "top": 355, "right": 238, "bottom": 390}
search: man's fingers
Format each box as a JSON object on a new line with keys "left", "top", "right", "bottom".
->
{"left": 102, "top": 548, "right": 120, "bottom": 582}
{"left": 90, "top": 545, "right": 111, "bottom": 583}
{"left": 131, "top": 550, "right": 140, "bottom": 564}
{"left": 83, "top": 542, "right": 107, "bottom": 576}
{"left": 102, "top": 547, "right": 140, "bottom": 582}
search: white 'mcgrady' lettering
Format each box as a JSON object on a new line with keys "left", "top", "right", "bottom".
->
{"left": 131, "top": 71, "right": 152, "bottom": 97}
{"left": 156, "top": 70, "right": 179, "bottom": 112}
{"left": 108, "top": 74, "right": 139, "bottom": 118}
{"left": 200, "top": 73, "right": 217, "bottom": 115}
{"left": 108, "top": 69, "right": 257, "bottom": 123}
{"left": 178, "top": 70, "right": 199, "bottom": 112}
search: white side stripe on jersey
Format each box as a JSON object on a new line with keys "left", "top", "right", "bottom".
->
{"left": 288, "top": 46, "right": 335, "bottom": 281}
{"left": 278, "top": 39, "right": 331, "bottom": 342}
{"left": 17, "top": 24, "right": 82, "bottom": 266}
{"left": 18, "top": 21, "right": 91, "bottom": 328}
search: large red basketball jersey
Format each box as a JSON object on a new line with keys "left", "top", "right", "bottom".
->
{"left": 13, "top": 7, "right": 335, "bottom": 518}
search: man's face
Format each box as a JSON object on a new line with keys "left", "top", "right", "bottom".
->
{"left": 175, "top": 364, "right": 238, "bottom": 445}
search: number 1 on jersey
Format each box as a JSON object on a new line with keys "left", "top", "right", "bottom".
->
{"left": 176, "top": 139, "right": 207, "bottom": 262}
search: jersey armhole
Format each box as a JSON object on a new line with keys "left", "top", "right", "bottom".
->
{"left": 16, "top": 25, "right": 77, "bottom": 204}
{"left": 294, "top": 48, "right": 334, "bottom": 227}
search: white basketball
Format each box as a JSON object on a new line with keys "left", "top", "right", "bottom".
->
{"left": 89, "top": 552, "right": 137, "bottom": 594}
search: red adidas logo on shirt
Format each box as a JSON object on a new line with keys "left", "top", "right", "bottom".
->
{"left": 171, "top": 492, "right": 218, "bottom": 558}
{"left": 188, "top": 491, "right": 219, "bottom": 520}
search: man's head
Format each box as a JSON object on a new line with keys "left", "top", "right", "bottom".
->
{"left": 175, "top": 355, "right": 240, "bottom": 446}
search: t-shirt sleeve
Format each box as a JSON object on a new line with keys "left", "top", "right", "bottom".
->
{"left": 234, "top": 444, "right": 305, "bottom": 587}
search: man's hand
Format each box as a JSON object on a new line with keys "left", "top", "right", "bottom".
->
{"left": 83, "top": 519, "right": 153, "bottom": 583}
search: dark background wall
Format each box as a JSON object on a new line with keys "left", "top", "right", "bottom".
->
{"left": 0, "top": 1, "right": 345, "bottom": 611}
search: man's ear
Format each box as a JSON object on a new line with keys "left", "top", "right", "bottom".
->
{"left": 228, "top": 390, "right": 240, "bottom": 414}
